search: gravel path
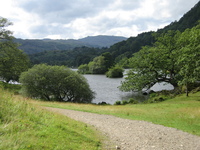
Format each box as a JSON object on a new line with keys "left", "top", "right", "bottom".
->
{"left": 44, "top": 107, "right": 200, "bottom": 150}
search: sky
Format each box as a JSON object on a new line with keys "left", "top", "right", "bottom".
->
{"left": 0, "top": 0, "right": 199, "bottom": 39}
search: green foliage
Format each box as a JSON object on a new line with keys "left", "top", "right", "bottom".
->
{"left": 128, "top": 98, "right": 138, "bottom": 104}
{"left": 116, "top": 56, "right": 130, "bottom": 68}
{"left": 101, "top": 52, "right": 114, "bottom": 69}
{"left": 106, "top": 65, "right": 124, "bottom": 78}
{"left": 0, "top": 17, "right": 13, "bottom": 40}
{"left": 19, "top": 64, "right": 95, "bottom": 102}
{"left": 88, "top": 55, "right": 107, "bottom": 74}
{"left": 114, "top": 101, "right": 122, "bottom": 105}
{"left": 78, "top": 64, "right": 90, "bottom": 74}
{"left": 0, "top": 41, "right": 30, "bottom": 82}
{"left": 78, "top": 52, "right": 114, "bottom": 74}
{"left": 0, "top": 17, "right": 30, "bottom": 83}
{"left": 0, "top": 88, "right": 102, "bottom": 150}
{"left": 121, "top": 100, "right": 129, "bottom": 105}
{"left": 114, "top": 98, "right": 138, "bottom": 105}
{"left": 120, "top": 25, "right": 200, "bottom": 96}
{"left": 29, "top": 46, "right": 106, "bottom": 67}
{"left": 176, "top": 24, "right": 200, "bottom": 96}
{"left": 107, "top": 32, "right": 156, "bottom": 63}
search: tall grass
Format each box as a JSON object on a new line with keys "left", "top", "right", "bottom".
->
{"left": 0, "top": 88, "right": 102, "bottom": 150}
{"left": 37, "top": 92, "right": 200, "bottom": 136}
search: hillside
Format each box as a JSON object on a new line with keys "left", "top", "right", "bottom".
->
{"left": 107, "top": 1, "right": 200, "bottom": 60}
{"left": 15, "top": 35, "right": 127, "bottom": 54}
{"left": 0, "top": 86, "right": 102, "bottom": 150}
{"left": 29, "top": 46, "right": 107, "bottom": 67}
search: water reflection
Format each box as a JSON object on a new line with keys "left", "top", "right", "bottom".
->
{"left": 83, "top": 74, "right": 148, "bottom": 104}
{"left": 73, "top": 69, "right": 174, "bottom": 105}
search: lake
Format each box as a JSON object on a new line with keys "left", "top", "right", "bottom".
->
{"left": 83, "top": 73, "right": 174, "bottom": 104}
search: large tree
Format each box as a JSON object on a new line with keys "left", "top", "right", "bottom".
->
{"left": 0, "top": 17, "right": 30, "bottom": 82}
{"left": 120, "top": 30, "right": 181, "bottom": 92}
{"left": 19, "top": 64, "right": 95, "bottom": 103}
{"left": 120, "top": 25, "right": 200, "bottom": 95}
{"left": 176, "top": 24, "right": 200, "bottom": 96}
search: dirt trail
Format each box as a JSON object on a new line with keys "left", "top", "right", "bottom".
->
{"left": 44, "top": 107, "right": 200, "bottom": 150}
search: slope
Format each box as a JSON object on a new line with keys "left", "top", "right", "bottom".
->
{"left": 107, "top": 1, "right": 200, "bottom": 61}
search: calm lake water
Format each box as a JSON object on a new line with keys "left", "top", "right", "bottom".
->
{"left": 82, "top": 73, "right": 174, "bottom": 104}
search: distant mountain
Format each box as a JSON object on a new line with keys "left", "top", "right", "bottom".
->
{"left": 15, "top": 35, "right": 127, "bottom": 54}
{"left": 78, "top": 35, "right": 127, "bottom": 48}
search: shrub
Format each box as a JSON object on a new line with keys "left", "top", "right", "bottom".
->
{"left": 77, "top": 64, "right": 89, "bottom": 74}
{"left": 121, "top": 100, "right": 129, "bottom": 105}
{"left": 114, "top": 101, "right": 122, "bottom": 105}
{"left": 106, "top": 65, "right": 124, "bottom": 78}
{"left": 128, "top": 98, "right": 138, "bottom": 104}
{"left": 19, "top": 64, "right": 95, "bottom": 103}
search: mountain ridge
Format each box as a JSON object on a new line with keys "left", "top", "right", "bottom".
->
{"left": 15, "top": 35, "right": 127, "bottom": 54}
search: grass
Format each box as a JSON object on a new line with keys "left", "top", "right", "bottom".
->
{"left": 0, "top": 87, "right": 102, "bottom": 150}
{"left": 35, "top": 92, "right": 200, "bottom": 136}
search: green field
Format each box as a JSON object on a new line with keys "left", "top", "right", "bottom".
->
{"left": 0, "top": 82, "right": 199, "bottom": 150}
{"left": 0, "top": 88, "right": 102, "bottom": 150}
{"left": 36, "top": 92, "right": 200, "bottom": 136}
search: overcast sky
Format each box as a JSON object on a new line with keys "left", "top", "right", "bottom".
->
{"left": 0, "top": 0, "right": 199, "bottom": 39}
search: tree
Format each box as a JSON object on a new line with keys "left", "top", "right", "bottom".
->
{"left": 176, "top": 24, "right": 200, "bottom": 96}
{"left": 0, "top": 17, "right": 30, "bottom": 82}
{"left": 120, "top": 30, "right": 181, "bottom": 92}
{"left": 106, "top": 65, "right": 124, "bottom": 78}
{"left": 88, "top": 55, "right": 107, "bottom": 74}
{"left": 0, "top": 17, "right": 13, "bottom": 40}
{"left": 19, "top": 64, "right": 95, "bottom": 103}
{"left": 120, "top": 25, "right": 200, "bottom": 95}
{"left": 101, "top": 52, "right": 113, "bottom": 69}
{"left": 77, "top": 64, "right": 89, "bottom": 74}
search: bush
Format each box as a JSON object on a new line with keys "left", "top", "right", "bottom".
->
{"left": 128, "top": 98, "right": 138, "bottom": 104}
{"left": 77, "top": 64, "right": 89, "bottom": 74}
{"left": 114, "top": 101, "right": 122, "bottom": 105}
{"left": 121, "top": 100, "right": 129, "bottom": 105}
{"left": 106, "top": 65, "right": 124, "bottom": 78}
{"left": 19, "top": 64, "right": 95, "bottom": 103}
{"left": 114, "top": 98, "right": 139, "bottom": 105}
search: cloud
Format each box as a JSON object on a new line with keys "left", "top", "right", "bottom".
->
{"left": 17, "top": 0, "right": 115, "bottom": 23}
{"left": 1, "top": 0, "right": 199, "bottom": 39}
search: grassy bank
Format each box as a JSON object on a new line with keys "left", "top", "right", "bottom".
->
{"left": 0, "top": 88, "right": 102, "bottom": 150}
{"left": 36, "top": 92, "right": 200, "bottom": 136}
